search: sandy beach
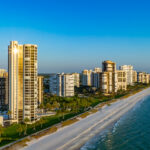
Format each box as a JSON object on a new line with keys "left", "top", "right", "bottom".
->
{"left": 22, "top": 88, "right": 150, "bottom": 150}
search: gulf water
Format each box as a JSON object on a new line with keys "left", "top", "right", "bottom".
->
{"left": 81, "top": 96, "right": 150, "bottom": 150}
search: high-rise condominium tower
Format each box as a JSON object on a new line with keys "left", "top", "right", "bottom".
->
{"left": 8, "top": 41, "right": 38, "bottom": 122}
{"left": 82, "top": 69, "right": 93, "bottom": 86}
{"left": 100, "top": 60, "right": 118, "bottom": 94}
{"left": 119, "top": 65, "right": 134, "bottom": 85}
{"left": 50, "top": 73, "right": 74, "bottom": 97}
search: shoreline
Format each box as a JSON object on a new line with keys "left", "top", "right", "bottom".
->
{"left": 19, "top": 87, "right": 150, "bottom": 150}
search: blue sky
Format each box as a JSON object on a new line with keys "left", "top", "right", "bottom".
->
{"left": 0, "top": 0, "right": 150, "bottom": 73}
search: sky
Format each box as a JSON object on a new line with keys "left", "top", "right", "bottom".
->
{"left": 0, "top": 0, "right": 150, "bottom": 73}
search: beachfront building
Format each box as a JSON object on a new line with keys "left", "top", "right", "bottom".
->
{"left": 8, "top": 41, "right": 38, "bottom": 123}
{"left": 81, "top": 69, "right": 93, "bottom": 86}
{"left": 92, "top": 68, "right": 102, "bottom": 88}
{"left": 132, "top": 70, "right": 137, "bottom": 83}
{"left": 137, "top": 72, "right": 149, "bottom": 84}
{"left": 116, "top": 70, "right": 127, "bottom": 91}
{"left": 72, "top": 73, "right": 80, "bottom": 87}
{"left": 50, "top": 73, "right": 74, "bottom": 97}
{"left": 92, "top": 72, "right": 100, "bottom": 88}
{"left": 0, "top": 69, "right": 8, "bottom": 106}
{"left": 100, "top": 60, "right": 118, "bottom": 94}
{"left": 119, "top": 65, "right": 134, "bottom": 85}
{"left": 49, "top": 74, "right": 58, "bottom": 96}
{"left": 38, "top": 76, "right": 44, "bottom": 106}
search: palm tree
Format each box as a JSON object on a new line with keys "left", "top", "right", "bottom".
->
{"left": 46, "top": 103, "right": 52, "bottom": 111}
{"left": 0, "top": 125, "right": 3, "bottom": 138}
{"left": 7, "top": 110, "right": 12, "bottom": 119}
{"left": 32, "top": 121, "right": 37, "bottom": 131}
{"left": 23, "top": 118, "right": 30, "bottom": 135}
{"left": 17, "top": 124, "right": 23, "bottom": 136}
{"left": 52, "top": 101, "right": 60, "bottom": 110}
{"left": 60, "top": 102, "right": 66, "bottom": 120}
{"left": 39, "top": 118, "right": 44, "bottom": 128}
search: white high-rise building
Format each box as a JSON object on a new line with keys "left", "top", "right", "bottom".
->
{"left": 50, "top": 73, "right": 74, "bottom": 97}
{"left": 92, "top": 68, "right": 102, "bottom": 88}
{"left": 119, "top": 65, "right": 134, "bottom": 85}
{"left": 116, "top": 70, "right": 127, "bottom": 91}
{"left": 82, "top": 69, "right": 93, "bottom": 86}
{"left": 8, "top": 41, "right": 38, "bottom": 122}
{"left": 137, "top": 72, "right": 150, "bottom": 84}
{"left": 72, "top": 73, "right": 80, "bottom": 87}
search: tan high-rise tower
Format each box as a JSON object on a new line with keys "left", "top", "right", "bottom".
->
{"left": 8, "top": 41, "right": 23, "bottom": 122}
{"left": 23, "top": 44, "right": 38, "bottom": 121}
{"left": 100, "top": 60, "right": 118, "bottom": 94}
{"left": 8, "top": 41, "right": 38, "bottom": 122}
{"left": 38, "top": 76, "right": 44, "bottom": 106}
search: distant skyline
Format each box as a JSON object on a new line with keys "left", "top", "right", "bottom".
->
{"left": 0, "top": 0, "right": 150, "bottom": 73}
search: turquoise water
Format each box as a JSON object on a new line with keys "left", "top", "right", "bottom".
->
{"left": 81, "top": 96, "right": 150, "bottom": 150}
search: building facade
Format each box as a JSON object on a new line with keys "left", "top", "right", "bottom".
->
{"left": 137, "top": 72, "right": 149, "bottom": 84}
{"left": 119, "top": 65, "right": 134, "bottom": 85}
{"left": 8, "top": 41, "right": 38, "bottom": 122}
{"left": 92, "top": 68, "right": 102, "bottom": 89}
{"left": 23, "top": 44, "right": 38, "bottom": 121}
{"left": 72, "top": 73, "right": 80, "bottom": 87}
{"left": 100, "top": 60, "right": 118, "bottom": 94}
{"left": 81, "top": 69, "right": 93, "bottom": 86}
{"left": 0, "top": 69, "right": 8, "bottom": 106}
{"left": 50, "top": 73, "right": 74, "bottom": 97}
{"left": 117, "top": 70, "right": 127, "bottom": 91}
{"left": 38, "top": 76, "right": 44, "bottom": 106}
{"left": 132, "top": 70, "right": 137, "bottom": 83}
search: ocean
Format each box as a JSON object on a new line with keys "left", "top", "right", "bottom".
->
{"left": 80, "top": 95, "right": 150, "bottom": 150}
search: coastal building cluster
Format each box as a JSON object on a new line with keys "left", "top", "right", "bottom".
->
{"left": 0, "top": 41, "right": 150, "bottom": 124}
{"left": 49, "top": 60, "right": 150, "bottom": 96}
